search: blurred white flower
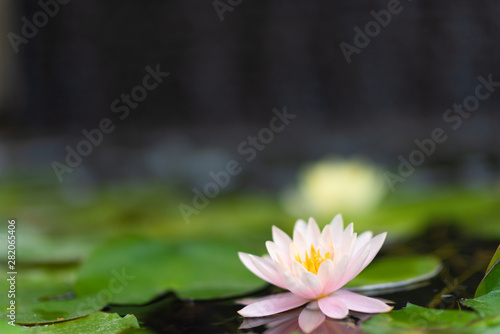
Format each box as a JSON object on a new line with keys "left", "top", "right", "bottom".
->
{"left": 282, "top": 157, "right": 387, "bottom": 218}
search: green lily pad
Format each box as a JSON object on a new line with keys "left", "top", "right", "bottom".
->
{"left": 462, "top": 290, "right": 500, "bottom": 318}
{"left": 0, "top": 267, "right": 105, "bottom": 324}
{"left": 466, "top": 314, "right": 500, "bottom": 334}
{"left": 26, "top": 312, "right": 139, "bottom": 333}
{"left": 346, "top": 255, "right": 442, "bottom": 291}
{"left": 0, "top": 312, "right": 138, "bottom": 333}
{"left": 362, "top": 303, "right": 479, "bottom": 334}
{"left": 74, "top": 236, "right": 264, "bottom": 303}
{"left": 475, "top": 245, "right": 500, "bottom": 298}
{"left": 0, "top": 320, "right": 26, "bottom": 334}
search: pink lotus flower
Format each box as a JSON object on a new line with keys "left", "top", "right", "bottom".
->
{"left": 238, "top": 215, "right": 392, "bottom": 332}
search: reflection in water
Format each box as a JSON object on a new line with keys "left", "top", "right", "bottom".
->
{"left": 240, "top": 306, "right": 363, "bottom": 334}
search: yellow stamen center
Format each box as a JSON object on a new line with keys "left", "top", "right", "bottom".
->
{"left": 295, "top": 245, "right": 330, "bottom": 275}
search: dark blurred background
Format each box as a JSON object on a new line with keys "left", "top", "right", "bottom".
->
{"left": 1, "top": 0, "right": 500, "bottom": 190}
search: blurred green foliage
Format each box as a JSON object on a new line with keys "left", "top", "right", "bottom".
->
{"left": 1, "top": 176, "right": 499, "bottom": 264}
